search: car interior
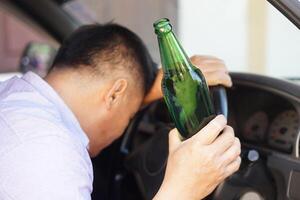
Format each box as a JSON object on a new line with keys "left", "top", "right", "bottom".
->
{"left": 1, "top": 0, "right": 300, "bottom": 200}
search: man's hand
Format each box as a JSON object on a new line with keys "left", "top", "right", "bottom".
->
{"left": 190, "top": 55, "right": 232, "bottom": 87}
{"left": 143, "top": 55, "right": 232, "bottom": 105}
{"left": 154, "top": 115, "right": 241, "bottom": 200}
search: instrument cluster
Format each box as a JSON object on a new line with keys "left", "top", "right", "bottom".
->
{"left": 242, "top": 109, "right": 300, "bottom": 153}
{"left": 227, "top": 86, "right": 300, "bottom": 154}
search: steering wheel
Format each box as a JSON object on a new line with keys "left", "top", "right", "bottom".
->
{"left": 121, "top": 86, "right": 276, "bottom": 200}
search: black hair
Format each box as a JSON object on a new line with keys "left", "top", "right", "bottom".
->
{"left": 51, "top": 23, "right": 157, "bottom": 95}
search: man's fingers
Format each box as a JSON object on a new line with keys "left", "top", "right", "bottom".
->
{"left": 189, "top": 55, "right": 232, "bottom": 87}
{"left": 193, "top": 115, "right": 227, "bottom": 145}
{"left": 168, "top": 129, "right": 182, "bottom": 153}
{"left": 190, "top": 55, "right": 223, "bottom": 63}
{"left": 206, "top": 71, "right": 232, "bottom": 87}
{"left": 199, "top": 63, "right": 228, "bottom": 73}
{"left": 210, "top": 126, "right": 235, "bottom": 155}
{"left": 219, "top": 137, "right": 241, "bottom": 166}
{"left": 224, "top": 156, "right": 241, "bottom": 178}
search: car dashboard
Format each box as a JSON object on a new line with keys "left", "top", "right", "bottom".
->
{"left": 228, "top": 84, "right": 300, "bottom": 155}
{"left": 225, "top": 73, "right": 300, "bottom": 159}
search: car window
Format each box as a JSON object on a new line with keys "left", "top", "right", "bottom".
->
{"left": 178, "top": 0, "right": 300, "bottom": 78}
{"left": 0, "top": 4, "right": 58, "bottom": 76}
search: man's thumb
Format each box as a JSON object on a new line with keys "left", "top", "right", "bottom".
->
{"left": 168, "top": 129, "right": 181, "bottom": 153}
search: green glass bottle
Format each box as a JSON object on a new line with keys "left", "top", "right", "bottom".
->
{"left": 153, "top": 18, "right": 215, "bottom": 139}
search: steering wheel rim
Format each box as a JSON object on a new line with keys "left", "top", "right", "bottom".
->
{"left": 210, "top": 86, "right": 228, "bottom": 119}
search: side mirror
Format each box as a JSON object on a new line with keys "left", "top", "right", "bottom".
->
{"left": 19, "top": 42, "right": 57, "bottom": 77}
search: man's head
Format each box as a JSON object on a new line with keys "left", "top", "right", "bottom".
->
{"left": 46, "top": 24, "right": 157, "bottom": 157}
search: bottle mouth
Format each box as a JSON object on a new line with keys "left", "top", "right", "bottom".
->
{"left": 153, "top": 18, "right": 172, "bottom": 35}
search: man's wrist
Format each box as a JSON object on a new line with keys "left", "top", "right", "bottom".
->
{"left": 153, "top": 179, "right": 186, "bottom": 200}
{"left": 153, "top": 183, "right": 173, "bottom": 200}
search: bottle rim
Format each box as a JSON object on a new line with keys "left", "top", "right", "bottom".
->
{"left": 153, "top": 18, "right": 172, "bottom": 34}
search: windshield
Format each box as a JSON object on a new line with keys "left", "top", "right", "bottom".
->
{"left": 178, "top": 0, "right": 300, "bottom": 78}
{"left": 79, "top": 0, "right": 299, "bottom": 78}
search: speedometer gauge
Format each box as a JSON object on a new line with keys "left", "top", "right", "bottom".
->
{"left": 268, "top": 110, "right": 300, "bottom": 152}
{"left": 244, "top": 111, "right": 269, "bottom": 142}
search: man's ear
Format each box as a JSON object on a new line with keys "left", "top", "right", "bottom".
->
{"left": 104, "top": 79, "right": 128, "bottom": 109}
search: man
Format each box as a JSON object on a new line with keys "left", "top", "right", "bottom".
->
{"left": 0, "top": 24, "right": 240, "bottom": 200}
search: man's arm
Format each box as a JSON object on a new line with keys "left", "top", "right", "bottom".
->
{"left": 143, "top": 55, "right": 232, "bottom": 104}
{"left": 0, "top": 136, "right": 92, "bottom": 200}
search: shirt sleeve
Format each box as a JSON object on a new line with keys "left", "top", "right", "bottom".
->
{"left": 0, "top": 136, "right": 93, "bottom": 200}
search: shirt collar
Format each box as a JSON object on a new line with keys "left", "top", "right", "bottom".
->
{"left": 21, "top": 71, "right": 90, "bottom": 149}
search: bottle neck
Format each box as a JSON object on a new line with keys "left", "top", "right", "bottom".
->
{"left": 157, "top": 31, "right": 192, "bottom": 76}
